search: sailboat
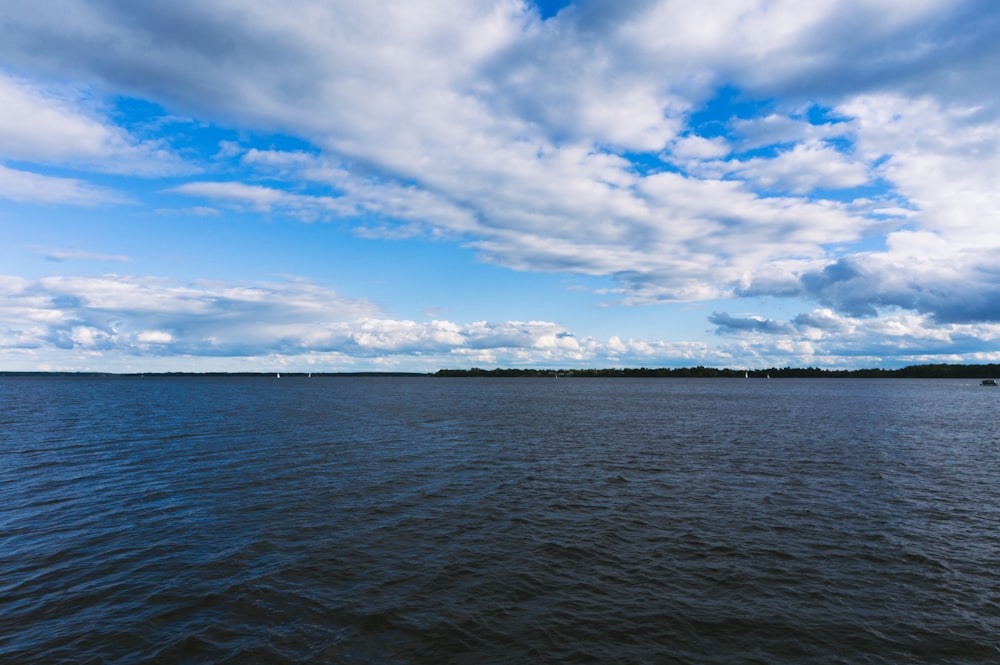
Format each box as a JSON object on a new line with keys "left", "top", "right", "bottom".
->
{"left": 276, "top": 372, "right": 281, "bottom": 379}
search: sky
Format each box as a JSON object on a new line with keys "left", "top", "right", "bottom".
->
{"left": 2, "top": 0, "right": 1000, "bottom": 373}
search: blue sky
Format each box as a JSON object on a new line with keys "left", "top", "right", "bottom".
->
{"left": 2, "top": 0, "right": 1000, "bottom": 372}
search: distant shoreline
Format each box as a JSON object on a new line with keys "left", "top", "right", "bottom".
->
{"left": 2, "top": 363, "right": 999, "bottom": 379}
{"left": 435, "top": 364, "right": 1000, "bottom": 379}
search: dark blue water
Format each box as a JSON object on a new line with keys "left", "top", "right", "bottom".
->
{"left": 2, "top": 376, "right": 999, "bottom": 663}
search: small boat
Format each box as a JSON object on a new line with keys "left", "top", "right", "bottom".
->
{"left": 981, "top": 379, "right": 997, "bottom": 386}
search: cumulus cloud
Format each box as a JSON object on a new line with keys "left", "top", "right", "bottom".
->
{"left": 797, "top": 250, "right": 1000, "bottom": 324}
{"left": 0, "top": 2, "right": 889, "bottom": 269}
{"left": 0, "top": 272, "right": 732, "bottom": 369}
{"left": 0, "top": 1, "right": 998, "bottom": 365}
{"left": 724, "top": 141, "right": 870, "bottom": 194}
{"left": 708, "top": 305, "right": 1000, "bottom": 367}
{"left": 735, "top": 94, "right": 1000, "bottom": 324}
{"left": 2, "top": 270, "right": 997, "bottom": 371}
{"left": 709, "top": 312, "right": 795, "bottom": 335}
{"left": 171, "top": 151, "right": 477, "bottom": 232}
{"left": 729, "top": 114, "right": 851, "bottom": 152}
{"left": 0, "top": 274, "right": 378, "bottom": 357}
{"left": 0, "top": 274, "right": 518, "bottom": 359}
{"left": 0, "top": 71, "right": 188, "bottom": 176}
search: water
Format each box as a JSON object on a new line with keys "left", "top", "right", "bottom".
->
{"left": 2, "top": 375, "right": 999, "bottom": 664}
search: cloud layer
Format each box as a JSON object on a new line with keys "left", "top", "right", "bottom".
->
{"left": 1, "top": 1, "right": 999, "bottom": 368}
{"left": 0, "top": 274, "right": 720, "bottom": 370}
{"left": 3, "top": 274, "right": 997, "bottom": 372}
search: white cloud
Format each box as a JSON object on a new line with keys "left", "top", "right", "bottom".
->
{"left": 725, "top": 141, "right": 870, "bottom": 194}
{"left": 0, "top": 163, "right": 128, "bottom": 205}
{"left": 136, "top": 330, "right": 173, "bottom": 344}
{"left": 0, "top": 1, "right": 998, "bottom": 367}
{"left": 0, "top": 72, "right": 188, "bottom": 176}
{"left": 2, "top": 270, "right": 997, "bottom": 371}
{"left": 89, "top": 1, "right": 951, "bottom": 310}
{"left": 844, "top": 94, "right": 1000, "bottom": 242}
{"left": 0, "top": 272, "right": 732, "bottom": 369}
{"left": 669, "top": 135, "right": 731, "bottom": 161}
{"left": 711, "top": 304, "right": 1000, "bottom": 367}
{"left": 172, "top": 152, "right": 478, "bottom": 232}
{"left": 169, "top": 181, "right": 346, "bottom": 218}
{"left": 761, "top": 94, "right": 1000, "bottom": 323}
{"left": 729, "top": 114, "right": 851, "bottom": 151}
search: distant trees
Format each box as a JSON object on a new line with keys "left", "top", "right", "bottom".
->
{"left": 434, "top": 364, "right": 1000, "bottom": 378}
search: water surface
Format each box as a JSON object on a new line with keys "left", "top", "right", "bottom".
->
{"left": 2, "top": 376, "right": 999, "bottom": 663}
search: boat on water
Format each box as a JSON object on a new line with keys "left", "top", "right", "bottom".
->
{"left": 981, "top": 379, "right": 997, "bottom": 386}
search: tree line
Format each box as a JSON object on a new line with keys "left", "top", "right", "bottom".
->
{"left": 435, "top": 364, "right": 1000, "bottom": 378}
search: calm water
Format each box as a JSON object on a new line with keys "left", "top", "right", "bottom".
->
{"left": 2, "top": 376, "right": 1000, "bottom": 664}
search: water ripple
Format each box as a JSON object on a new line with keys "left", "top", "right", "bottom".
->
{"left": 2, "top": 376, "right": 1000, "bottom": 663}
